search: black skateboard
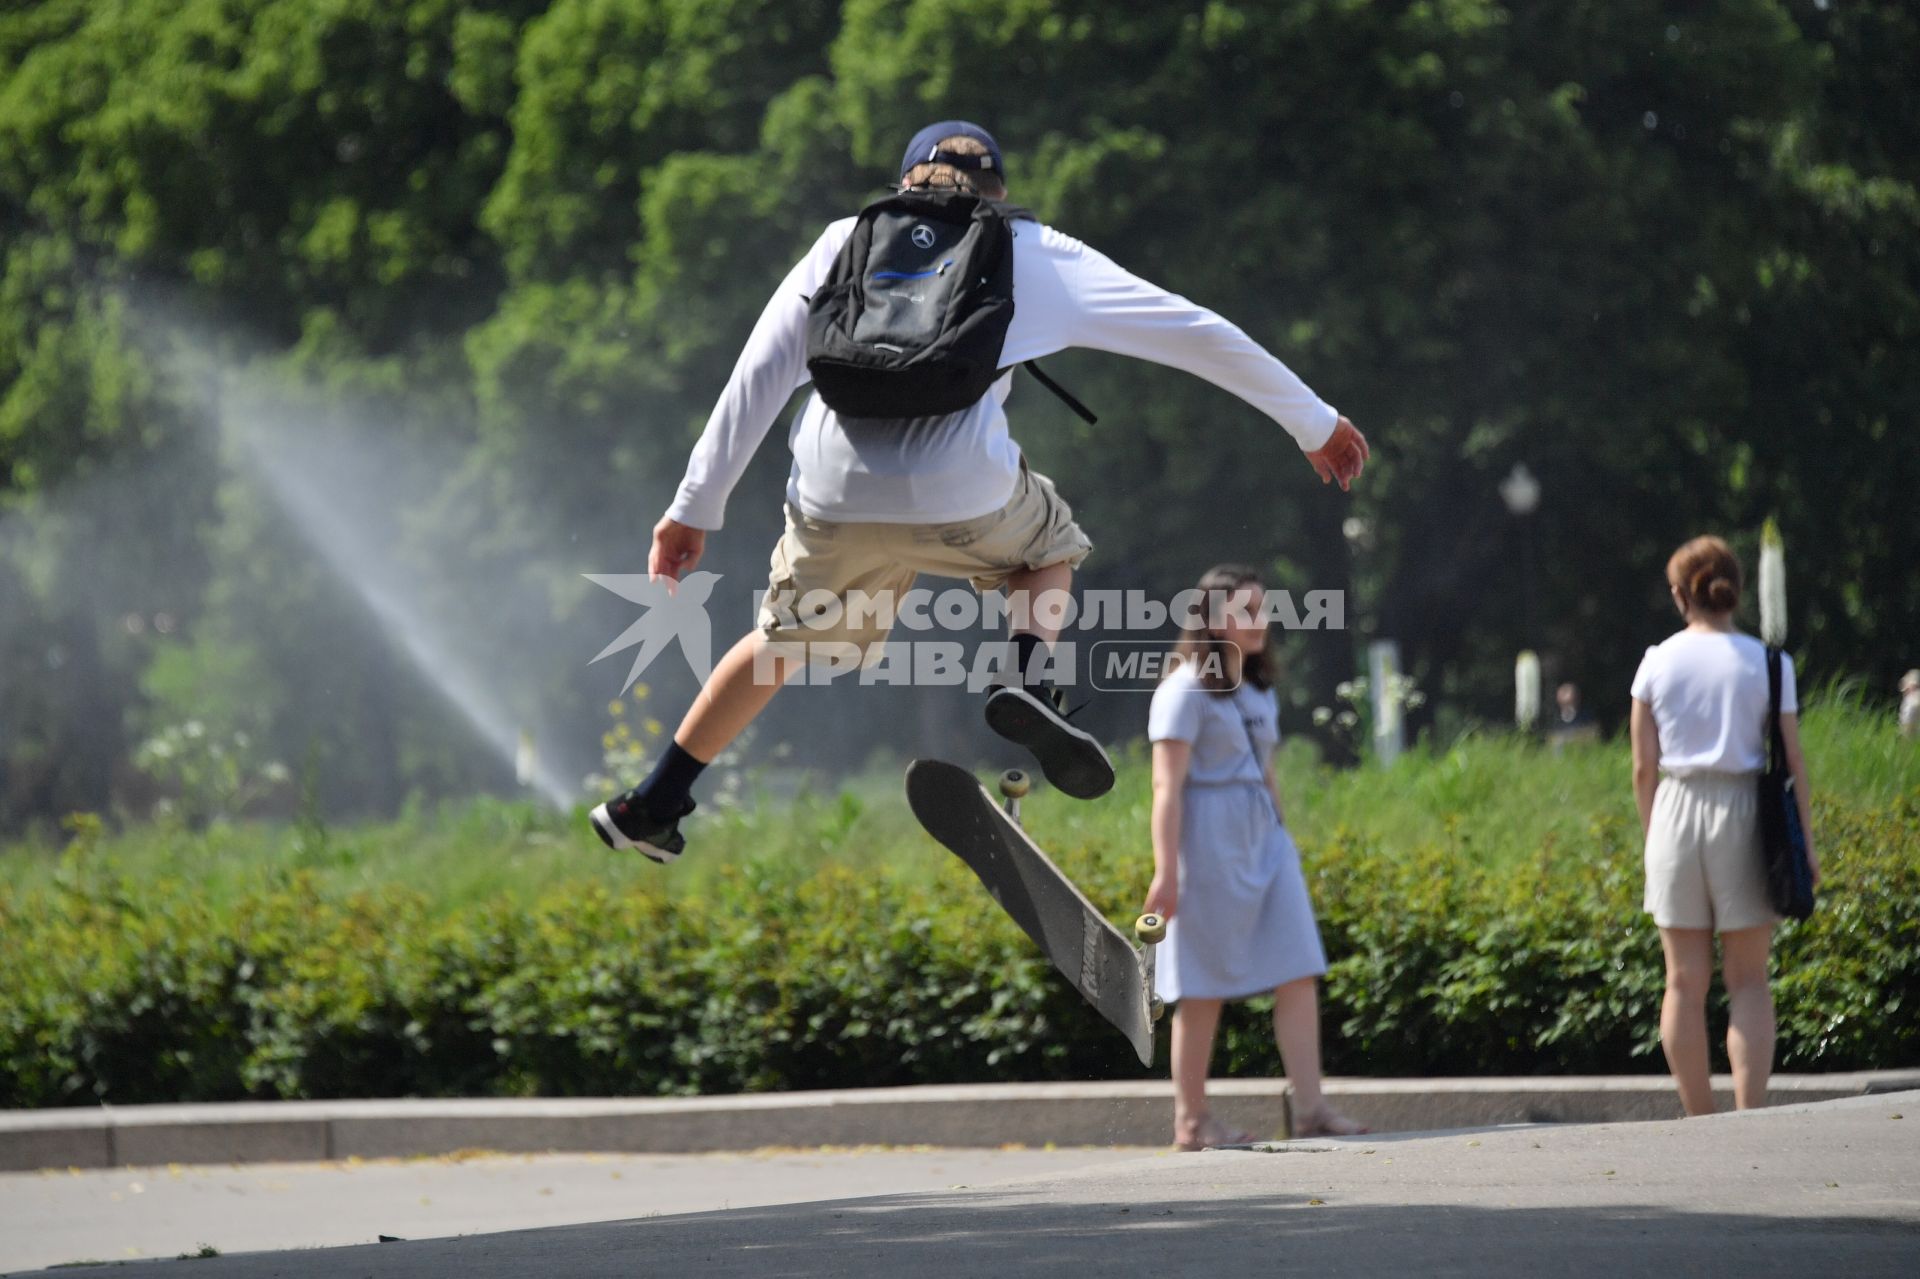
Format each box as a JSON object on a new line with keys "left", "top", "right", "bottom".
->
{"left": 905, "top": 758, "right": 1164, "bottom": 1066}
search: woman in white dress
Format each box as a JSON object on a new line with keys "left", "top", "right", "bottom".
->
{"left": 1145, "top": 565, "right": 1366, "bottom": 1149}
{"left": 1630, "top": 535, "right": 1818, "bottom": 1115}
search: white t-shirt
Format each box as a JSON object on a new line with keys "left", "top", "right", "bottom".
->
{"left": 665, "top": 217, "right": 1339, "bottom": 530}
{"left": 1147, "top": 663, "right": 1279, "bottom": 786}
{"left": 1629, "top": 630, "right": 1797, "bottom": 775}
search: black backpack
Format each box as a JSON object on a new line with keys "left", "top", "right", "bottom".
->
{"left": 804, "top": 188, "right": 1095, "bottom": 423}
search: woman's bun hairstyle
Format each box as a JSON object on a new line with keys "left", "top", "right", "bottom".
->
{"left": 1667, "top": 535, "right": 1742, "bottom": 617}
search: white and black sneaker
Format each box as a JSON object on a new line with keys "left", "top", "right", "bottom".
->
{"left": 589, "top": 793, "right": 695, "bottom": 864}
{"left": 984, "top": 685, "right": 1115, "bottom": 800}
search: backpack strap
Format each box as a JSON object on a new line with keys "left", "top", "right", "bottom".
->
{"left": 1021, "top": 360, "right": 1099, "bottom": 425}
{"left": 1766, "top": 646, "right": 1789, "bottom": 776}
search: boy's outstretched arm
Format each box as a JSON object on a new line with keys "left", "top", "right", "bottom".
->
{"left": 652, "top": 222, "right": 854, "bottom": 582}
{"left": 1056, "top": 244, "right": 1370, "bottom": 487}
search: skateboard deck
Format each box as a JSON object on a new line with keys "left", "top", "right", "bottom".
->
{"left": 905, "top": 758, "right": 1162, "bottom": 1066}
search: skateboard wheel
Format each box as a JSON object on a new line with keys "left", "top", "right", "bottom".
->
{"left": 998, "top": 769, "right": 1032, "bottom": 799}
{"left": 1134, "top": 913, "right": 1166, "bottom": 945}
{"left": 1149, "top": 996, "right": 1166, "bottom": 1022}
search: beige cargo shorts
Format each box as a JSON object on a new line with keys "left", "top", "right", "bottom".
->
{"left": 758, "top": 462, "right": 1093, "bottom": 657}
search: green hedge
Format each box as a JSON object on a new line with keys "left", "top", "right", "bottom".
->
{"left": 4, "top": 788, "right": 1915, "bottom": 1107}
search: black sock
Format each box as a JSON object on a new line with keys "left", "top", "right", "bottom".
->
{"left": 1012, "top": 631, "right": 1050, "bottom": 690}
{"left": 635, "top": 741, "right": 707, "bottom": 822}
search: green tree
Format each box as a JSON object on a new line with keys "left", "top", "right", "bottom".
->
{"left": 3, "top": 0, "right": 1916, "bottom": 829}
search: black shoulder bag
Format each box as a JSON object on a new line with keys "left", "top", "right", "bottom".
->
{"left": 1757, "top": 646, "right": 1815, "bottom": 920}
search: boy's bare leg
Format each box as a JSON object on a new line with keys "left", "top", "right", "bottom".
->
{"left": 675, "top": 630, "right": 805, "bottom": 761}
{"left": 1720, "top": 925, "right": 1775, "bottom": 1111}
{"left": 591, "top": 629, "right": 805, "bottom": 858}
{"left": 1002, "top": 561, "right": 1073, "bottom": 645}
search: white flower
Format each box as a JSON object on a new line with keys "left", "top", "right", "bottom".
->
{"left": 1759, "top": 519, "right": 1788, "bottom": 648}
{"left": 1335, "top": 681, "right": 1355, "bottom": 700}
{"left": 1312, "top": 706, "right": 1333, "bottom": 726}
{"left": 1515, "top": 651, "right": 1542, "bottom": 729}
{"left": 1336, "top": 709, "right": 1360, "bottom": 728}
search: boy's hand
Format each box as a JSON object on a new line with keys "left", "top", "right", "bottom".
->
{"left": 1306, "top": 416, "right": 1370, "bottom": 492}
{"left": 650, "top": 517, "right": 706, "bottom": 586}
{"left": 1143, "top": 870, "right": 1178, "bottom": 922}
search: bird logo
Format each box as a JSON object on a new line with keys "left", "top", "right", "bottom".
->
{"left": 584, "top": 571, "right": 721, "bottom": 692}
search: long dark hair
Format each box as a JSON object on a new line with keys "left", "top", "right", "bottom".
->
{"left": 1171, "top": 564, "right": 1274, "bottom": 693}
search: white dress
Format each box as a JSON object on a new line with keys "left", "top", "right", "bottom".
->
{"left": 1147, "top": 665, "right": 1328, "bottom": 1002}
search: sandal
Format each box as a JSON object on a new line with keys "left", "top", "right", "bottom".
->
{"left": 1173, "top": 1117, "right": 1260, "bottom": 1152}
{"left": 1291, "top": 1104, "right": 1371, "bottom": 1138}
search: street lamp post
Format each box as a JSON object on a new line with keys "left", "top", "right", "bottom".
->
{"left": 1499, "top": 462, "right": 1542, "bottom": 646}
{"left": 1500, "top": 463, "right": 1543, "bottom": 734}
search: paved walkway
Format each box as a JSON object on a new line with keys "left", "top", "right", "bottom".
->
{"left": 0, "top": 1146, "right": 1150, "bottom": 1273}
{"left": 6, "top": 1092, "right": 1914, "bottom": 1277}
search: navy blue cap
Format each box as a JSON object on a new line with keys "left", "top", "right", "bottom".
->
{"left": 898, "top": 120, "right": 1003, "bottom": 181}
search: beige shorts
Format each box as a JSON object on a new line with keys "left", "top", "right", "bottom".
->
{"left": 758, "top": 463, "right": 1093, "bottom": 654}
{"left": 1643, "top": 771, "right": 1776, "bottom": 932}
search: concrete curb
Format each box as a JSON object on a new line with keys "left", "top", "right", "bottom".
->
{"left": 4, "top": 1071, "right": 1916, "bottom": 1171}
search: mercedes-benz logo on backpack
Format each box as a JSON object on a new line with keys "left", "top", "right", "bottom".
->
{"left": 803, "top": 188, "right": 1097, "bottom": 425}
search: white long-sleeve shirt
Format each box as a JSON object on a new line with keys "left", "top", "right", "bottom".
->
{"left": 666, "top": 216, "right": 1340, "bottom": 530}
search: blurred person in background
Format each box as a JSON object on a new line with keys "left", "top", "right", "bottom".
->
{"left": 1546, "top": 680, "right": 1600, "bottom": 752}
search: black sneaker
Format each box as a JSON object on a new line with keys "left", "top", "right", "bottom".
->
{"left": 984, "top": 685, "right": 1115, "bottom": 800}
{"left": 589, "top": 792, "right": 696, "bottom": 864}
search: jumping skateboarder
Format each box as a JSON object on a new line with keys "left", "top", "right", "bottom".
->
{"left": 591, "top": 120, "right": 1368, "bottom": 862}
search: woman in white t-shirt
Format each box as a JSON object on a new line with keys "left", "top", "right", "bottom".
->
{"left": 1629, "top": 535, "right": 1818, "bottom": 1116}
{"left": 1146, "top": 565, "right": 1366, "bottom": 1148}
